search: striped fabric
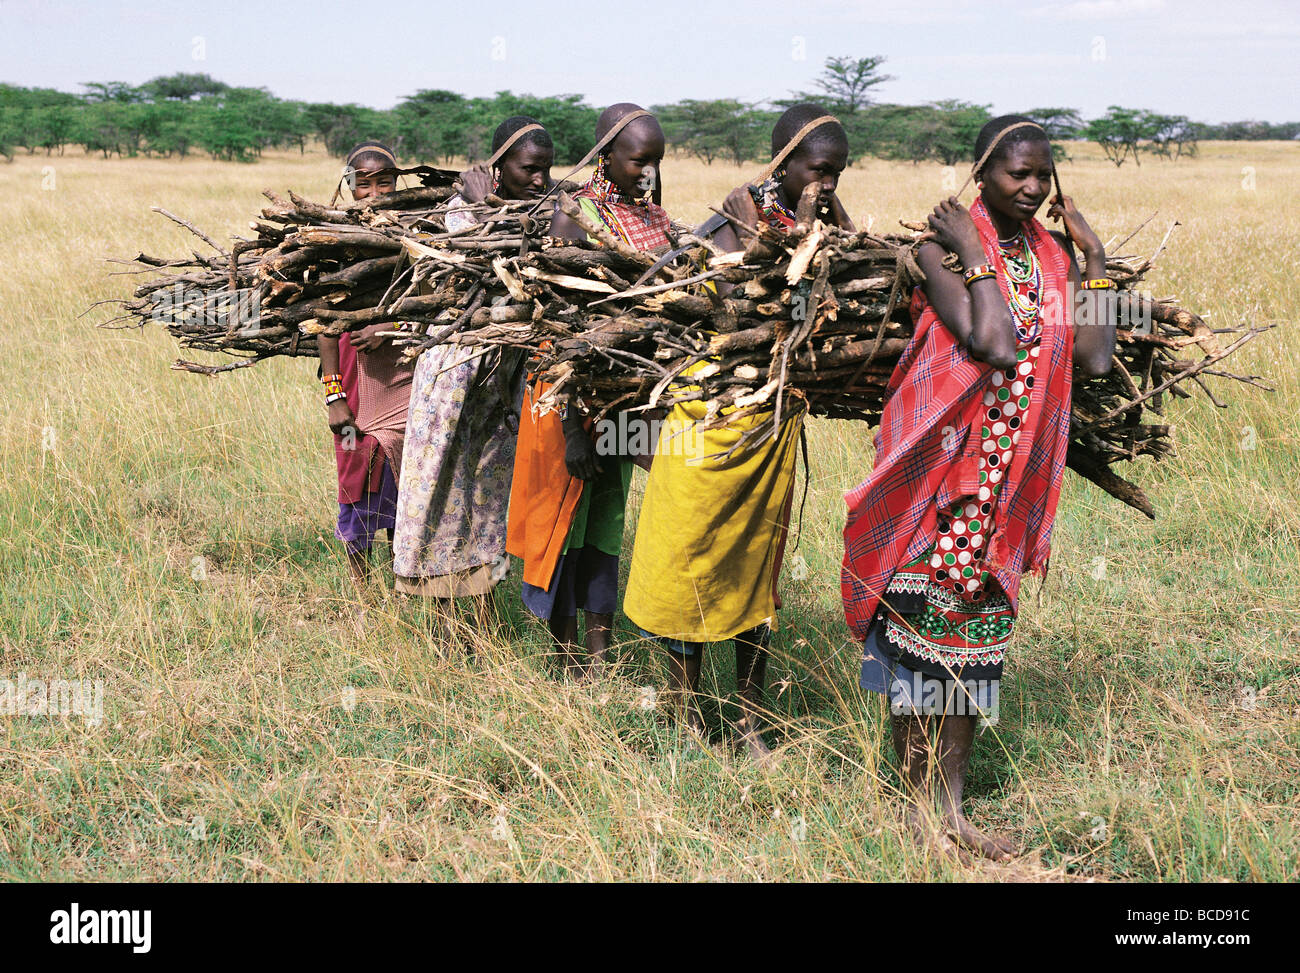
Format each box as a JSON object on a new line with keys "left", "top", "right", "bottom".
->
{"left": 840, "top": 197, "right": 1075, "bottom": 639}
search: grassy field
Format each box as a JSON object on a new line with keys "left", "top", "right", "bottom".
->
{"left": 0, "top": 141, "right": 1296, "bottom": 881}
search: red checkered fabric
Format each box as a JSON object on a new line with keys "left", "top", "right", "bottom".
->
{"left": 840, "top": 197, "right": 1075, "bottom": 639}
{"left": 574, "top": 172, "right": 672, "bottom": 251}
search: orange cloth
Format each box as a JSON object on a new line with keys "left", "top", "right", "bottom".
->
{"left": 505, "top": 381, "right": 585, "bottom": 591}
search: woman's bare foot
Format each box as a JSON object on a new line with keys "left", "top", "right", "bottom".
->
{"left": 941, "top": 807, "right": 1017, "bottom": 861}
{"left": 581, "top": 649, "right": 607, "bottom": 683}
{"left": 737, "top": 716, "right": 776, "bottom": 770}
{"left": 561, "top": 651, "right": 586, "bottom": 682}
{"left": 906, "top": 800, "right": 967, "bottom": 862}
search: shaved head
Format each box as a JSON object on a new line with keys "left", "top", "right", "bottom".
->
{"left": 771, "top": 103, "right": 847, "bottom": 160}
{"left": 596, "top": 102, "right": 663, "bottom": 152}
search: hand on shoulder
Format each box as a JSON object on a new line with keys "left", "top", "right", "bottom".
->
{"left": 721, "top": 185, "right": 760, "bottom": 228}
{"left": 459, "top": 165, "right": 494, "bottom": 204}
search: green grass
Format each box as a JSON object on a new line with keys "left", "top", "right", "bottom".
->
{"left": 0, "top": 143, "right": 1296, "bottom": 880}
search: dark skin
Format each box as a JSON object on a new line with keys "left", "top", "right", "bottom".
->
{"left": 917, "top": 140, "right": 1114, "bottom": 376}
{"left": 665, "top": 630, "right": 771, "bottom": 764}
{"left": 540, "top": 121, "right": 665, "bottom": 680}
{"left": 714, "top": 142, "right": 855, "bottom": 254}
{"left": 898, "top": 141, "right": 1115, "bottom": 861}
{"left": 460, "top": 141, "right": 555, "bottom": 203}
{"left": 317, "top": 163, "right": 398, "bottom": 594}
{"left": 549, "top": 119, "right": 665, "bottom": 241}
{"left": 666, "top": 139, "right": 853, "bottom": 765}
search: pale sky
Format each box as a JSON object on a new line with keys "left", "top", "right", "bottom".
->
{"left": 2, "top": 0, "right": 1297, "bottom": 123}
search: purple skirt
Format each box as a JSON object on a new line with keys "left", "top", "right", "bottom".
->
{"left": 521, "top": 545, "right": 619, "bottom": 619}
{"left": 335, "top": 460, "right": 398, "bottom": 554}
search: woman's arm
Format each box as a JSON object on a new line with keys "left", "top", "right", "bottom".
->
{"left": 706, "top": 186, "right": 761, "bottom": 294}
{"left": 317, "top": 335, "right": 356, "bottom": 436}
{"left": 712, "top": 221, "right": 742, "bottom": 253}
{"left": 348, "top": 323, "right": 391, "bottom": 353}
{"left": 828, "top": 193, "right": 856, "bottom": 232}
{"left": 459, "top": 165, "right": 494, "bottom": 204}
{"left": 549, "top": 203, "right": 586, "bottom": 244}
{"left": 918, "top": 198, "right": 1017, "bottom": 369}
{"left": 1046, "top": 196, "right": 1114, "bottom": 378}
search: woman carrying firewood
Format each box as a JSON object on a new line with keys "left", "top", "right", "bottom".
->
{"left": 390, "top": 117, "right": 553, "bottom": 614}
{"left": 622, "top": 105, "right": 854, "bottom": 764}
{"left": 841, "top": 116, "right": 1115, "bottom": 859}
{"left": 317, "top": 140, "right": 415, "bottom": 602}
{"left": 507, "top": 103, "right": 673, "bottom": 678}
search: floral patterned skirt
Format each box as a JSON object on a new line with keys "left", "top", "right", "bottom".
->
{"left": 392, "top": 344, "right": 520, "bottom": 595}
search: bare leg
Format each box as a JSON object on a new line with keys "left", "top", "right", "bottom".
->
{"left": 935, "top": 714, "right": 1017, "bottom": 860}
{"left": 582, "top": 610, "right": 612, "bottom": 680}
{"left": 345, "top": 547, "right": 371, "bottom": 635}
{"left": 549, "top": 614, "right": 582, "bottom": 679}
{"left": 734, "top": 629, "right": 774, "bottom": 766}
{"left": 665, "top": 649, "right": 706, "bottom": 743}
{"left": 422, "top": 596, "right": 456, "bottom": 650}
{"left": 346, "top": 548, "right": 370, "bottom": 593}
{"left": 892, "top": 713, "right": 960, "bottom": 858}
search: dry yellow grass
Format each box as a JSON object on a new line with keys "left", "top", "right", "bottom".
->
{"left": 0, "top": 142, "right": 1296, "bottom": 881}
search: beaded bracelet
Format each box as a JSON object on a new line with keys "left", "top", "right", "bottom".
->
{"left": 321, "top": 373, "right": 343, "bottom": 385}
{"left": 325, "top": 392, "right": 348, "bottom": 406}
{"left": 962, "top": 264, "right": 995, "bottom": 287}
{"left": 963, "top": 270, "right": 996, "bottom": 288}
{"left": 1081, "top": 277, "right": 1115, "bottom": 290}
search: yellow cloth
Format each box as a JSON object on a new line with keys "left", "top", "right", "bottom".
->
{"left": 624, "top": 382, "right": 802, "bottom": 643}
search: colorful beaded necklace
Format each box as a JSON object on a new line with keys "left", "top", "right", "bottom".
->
{"left": 997, "top": 229, "right": 1043, "bottom": 340}
{"left": 748, "top": 172, "right": 796, "bottom": 230}
{"left": 586, "top": 155, "right": 655, "bottom": 244}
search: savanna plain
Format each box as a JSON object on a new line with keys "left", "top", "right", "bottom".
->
{"left": 0, "top": 141, "right": 1296, "bottom": 880}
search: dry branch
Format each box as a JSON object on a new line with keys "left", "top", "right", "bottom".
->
{"left": 103, "top": 184, "right": 1271, "bottom": 517}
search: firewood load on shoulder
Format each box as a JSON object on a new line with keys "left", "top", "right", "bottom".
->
{"left": 102, "top": 182, "right": 1272, "bottom": 518}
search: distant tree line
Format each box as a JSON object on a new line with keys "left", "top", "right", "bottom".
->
{"left": 2, "top": 62, "right": 1297, "bottom": 166}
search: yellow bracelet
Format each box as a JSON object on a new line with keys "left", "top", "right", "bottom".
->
{"left": 1081, "top": 277, "right": 1115, "bottom": 290}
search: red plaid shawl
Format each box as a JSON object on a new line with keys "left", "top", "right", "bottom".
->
{"left": 575, "top": 166, "right": 673, "bottom": 251}
{"left": 840, "top": 198, "right": 1075, "bottom": 638}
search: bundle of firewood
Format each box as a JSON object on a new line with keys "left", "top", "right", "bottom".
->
{"left": 99, "top": 177, "right": 572, "bottom": 373}
{"left": 102, "top": 183, "right": 1270, "bottom": 517}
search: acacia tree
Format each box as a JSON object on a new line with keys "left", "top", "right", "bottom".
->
{"left": 866, "top": 101, "right": 991, "bottom": 166}
{"left": 1147, "top": 113, "right": 1198, "bottom": 160}
{"left": 655, "top": 99, "right": 770, "bottom": 166}
{"left": 1085, "top": 106, "right": 1157, "bottom": 167}
{"left": 1026, "top": 107, "right": 1083, "bottom": 161}
{"left": 779, "top": 54, "right": 894, "bottom": 163}
{"left": 138, "top": 73, "right": 229, "bottom": 102}
{"left": 789, "top": 55, "right": 894, "bottom": 115}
